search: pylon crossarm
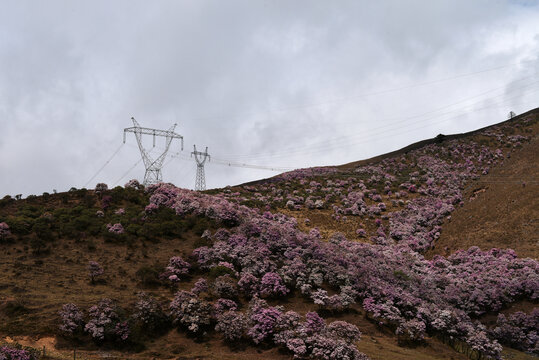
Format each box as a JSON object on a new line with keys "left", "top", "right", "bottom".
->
{"left": 124, "top": 126, "right": 183, "bottom": 140}
{"left": 123, "top": 117, "right": 184, "bottom": 186}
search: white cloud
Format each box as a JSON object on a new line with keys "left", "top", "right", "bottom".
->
{"left": 0, "top": 0, "right": 538, "bottom": 196}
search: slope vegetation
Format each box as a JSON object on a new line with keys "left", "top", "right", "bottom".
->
{"left": 0, "top": 109, "right": 537, "bottom": 360}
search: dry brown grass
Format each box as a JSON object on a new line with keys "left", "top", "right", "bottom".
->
{"left": 427, "top": 122, "right": 539, "bottom": 260}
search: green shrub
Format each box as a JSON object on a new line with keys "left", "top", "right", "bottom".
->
{"left": 208, "top": 266, "right": 236, "bottom": 279}
{"left": 135, "top": 265, "right": 162, "bottom": 287}
{"left": 7, "top": 216, "right": 34, "bottom": 235}
{"left": 72, "top": 214, "right": 92, "bottom": 231}
{"left": 58, "top": 222, "right": 78, "bottom": 238}
{"left": 194, "top": 236, "right": 212, "bottom": 248}
{"left": 83, "top": 194, "right": 96, "bottom": 207}
{"left": 124, "top": 187, "right": 144, "bottom": 205}
{"left": 393, "top": 270, "right": 411, "bottom": 281}
{"left": 0, "top": 195, "right": 14, "bottom": 208}
{"left": 126, "top": 224, "right": 142, "bottom": 236}
{"left": 30, "top": 237, "right": 47, "bottom": 254}
{"left": 18, "top": 205, "right": 43, "bottom": 219}
{"left": 190, "top": 217, "right": 213, "bottom": 236}
{"left": 111, "top": 186, "right": 126, "bottom": 203}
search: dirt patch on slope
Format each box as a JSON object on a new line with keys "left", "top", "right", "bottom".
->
{"left": 428, "top": 132, "right": 539, "bottom": 259}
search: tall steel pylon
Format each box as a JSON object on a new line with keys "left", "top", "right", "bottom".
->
{"left": 191, "top": 145, "right": 210, "bottom": 191}
{"left": 123, "top": 117, "right": 183, "bottom": 186}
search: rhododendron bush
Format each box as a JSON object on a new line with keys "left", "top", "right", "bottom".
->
{"left": 0, "top": 345, "right": 38, "bottom": 360}
{"left": 159, "top": 256, "right": 190, "bottom": 283}
{"left": 0, "top": 222, "right": 11, "bottom": 241}
{"left": 60, "top": 298, "right": 130, "bottom": 343}
{"left": 490, "top": 309, "right": 539, "bottom": 354}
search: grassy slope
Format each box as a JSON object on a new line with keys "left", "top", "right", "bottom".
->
{"left": 427, "top": 131, "right": 538, "bottom": 259}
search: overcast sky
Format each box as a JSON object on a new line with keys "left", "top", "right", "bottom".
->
{"left": 1, "top": 0, "right": 538, "bottom": 196}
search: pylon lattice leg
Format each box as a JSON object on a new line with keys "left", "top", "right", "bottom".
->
{"left": 195, "top": 165, "right": 206, "bottom": 191}
{"left": 144, "top": 169, "right": 162, "bottom": 186}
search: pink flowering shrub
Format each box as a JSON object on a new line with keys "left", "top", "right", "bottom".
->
{"left": 238, "top": 272, "right": 259, "bottom": 297}
{"left": 59, "top": 303, "right": 84, "bottom": 335}
{"left": 466, "top": 330, "right": 503, "bottom": 359}
{"left": 114, "top": 208, "right": 125, "bottom": 215}
{"left": 490, "top": 309, "right": 539, "bottom": 354}
{"left": 191, "top": 278, "right": 209, "bottom": 295}
{"left": 124, "top": 179, "right": 142, "bottom": 189}
{"left": 213, "top": 298, "right": 238, "bottom": 316}
{"left": 0, "top": 345, "right": 38, "bottom": 360}
{"left": 133, "top": 292, "right": 168, "bottom": 332}
{"left": 114, "top": 322, "right": 130, "bottom": 341}
{"left": 326, "top": 321, "right": 362, "bottom": 344}
{"left": 247, "top": 300, "right": 283, "bottom": 344}
{"left": 159, "top": 256, "right": 191, "bottom": 283}
{"left": 106, "top": 223, "right": 124, "bottom": 234}
{"left": 101, "top": 195, "right": 112, "bottom": 210}
{"left": 213, "top": 275, "right": 239, "bottom": 299}
{"left": 0, "top": 222, "right": 11, "bottom": 241}
{"left": 144, "top": 203, "right": 159, "bottom": 214}
{"left": 259, "top": 272, "right": 289, "bottom": 298}
{"left": 396, "top": 319, "right": 426, "bottom": 344}
{"left": 88, "top": 261, "right": 104, "bottom": 284}
{"left": 85, "top": 298, "right": 129, "bottom": 342}
{"left": 169, "top": 290, "right": 212, "bottom": 333}
{"left": 215, "top": 311, "right": 248, "bottom": 341}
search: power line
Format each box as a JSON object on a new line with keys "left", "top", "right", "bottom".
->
{"left": 83, "top": 143, "right": 124, "bottom": 188}
{"left": 113, "top": 158, "right": 143, "bottom": 187}
{"left": 130, "top": 75, "right": 537, "bottom": 179}
{"left": 167, "top": 152, "right": 293, "bottom": 172}
{"left": 223, "top": 77, "right": 539, "bottom": 159}
{"left": 187, "top": 62, "right": 520, "bottom": 125}
{"left": 219, "top": 81, "right": 539, "bottom": 161}
{"left": 163, "top": 92, "right": 536, "bottom": 176}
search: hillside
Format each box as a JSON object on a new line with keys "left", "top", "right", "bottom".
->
{"left": 428, "top": 132, "right": 538, "bottom": 259}
{"left": 0, "top": 109, "right": 538, "bottom": 360}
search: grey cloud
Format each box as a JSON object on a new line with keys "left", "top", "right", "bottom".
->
{"left": 0, "top": 0, "right": 538, "bottom": 195}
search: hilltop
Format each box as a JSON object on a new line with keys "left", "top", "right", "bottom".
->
{"left": 0, "top": 108, "right": 537, "bottom": 360}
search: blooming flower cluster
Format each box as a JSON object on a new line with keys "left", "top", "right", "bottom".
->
{"left": 490, "top": 309, "right": 538, "bottom": 354}
{"left": 59, "top": 303, "right": 84, "bottom": 334}
{"left": 169, "top": 290, "right": 212, "bottom": 333}
{"left": 159, "top": 256, "right": 191, "bottom": 283}
{"left": 124, "top": 179, "right": 143, "bottom": 190}
{"left": 0, "top": 345, "right": 38, "bottom": 360}
{"left": 132, "top": 292, "right": 168, "bottom": 331}
{"left": 87, "top": 261, "right": 104, "bottom": 283}
{"left": 215, "top": 311, "right": 247, "bottom": 341}
{"left": 0, "top": 222, "right": 11, "bottom": 241}
{"left": 106, "top": 222, "right": 124, "bottom": 234}
{"left": 84, "top": 298, "right": 129, "bottom": 342}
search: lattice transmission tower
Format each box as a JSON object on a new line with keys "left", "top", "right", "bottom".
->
{"left": 123, "top": 117, "right": 183, "bottom": 186}
{"left": 191, "top": 145, "right": 210, "bottom": 191}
